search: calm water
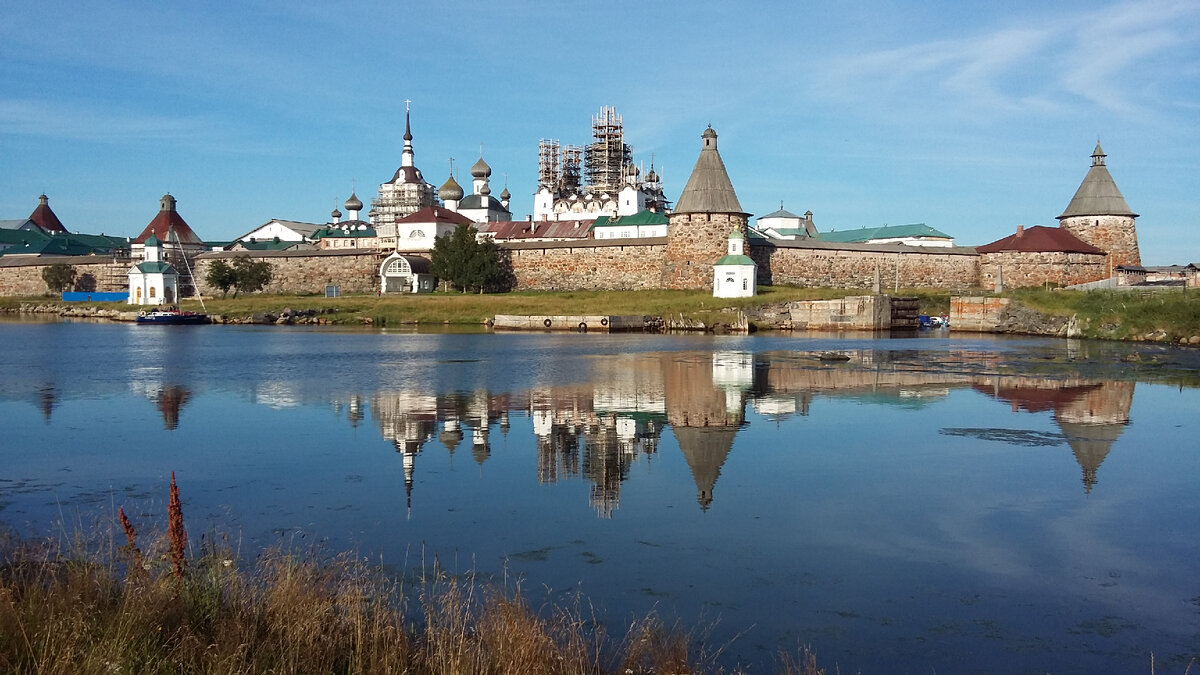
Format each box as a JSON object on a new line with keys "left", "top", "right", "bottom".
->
{"left": 2, "top": 319, "right": 1199, "bottom": 673}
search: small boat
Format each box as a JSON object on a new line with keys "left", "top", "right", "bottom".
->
{"left": 136, "top": 308, "right": 209, "bottom": 325}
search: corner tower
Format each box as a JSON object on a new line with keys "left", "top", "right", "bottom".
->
{"left": 664, "top": 127, "right": 750, "bottom": 289}
{"left": 1057, "top": 142, "right": 1140, "bottom": 269}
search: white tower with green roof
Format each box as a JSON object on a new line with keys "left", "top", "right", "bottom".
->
{"left": 712, "top": 228, "right": 756, "bottom": 298}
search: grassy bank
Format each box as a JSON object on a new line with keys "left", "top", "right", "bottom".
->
{"left": 1011, "top": 288, "right": 1200, "bottom": 342}
{"left": 0, "top": 525, "right": 823, "bottom": 674}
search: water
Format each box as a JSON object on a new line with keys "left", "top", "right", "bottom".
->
{"left": 2, "top": 319, "right": 1198, "bottom": 672}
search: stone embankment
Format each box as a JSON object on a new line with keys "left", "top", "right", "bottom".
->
{"left": 4, "top": 303, "right": 141, "bottom": 322}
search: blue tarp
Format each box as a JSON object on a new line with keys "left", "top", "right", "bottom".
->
{"left": 62, "top": 292, "right": 129, "bottom": 302}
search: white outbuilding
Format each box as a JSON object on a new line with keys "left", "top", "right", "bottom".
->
{"left": 712, "top": 229, "right": 757, "bottom": 298}
{"left": 127, "top": 235, "right": 179, "bottom": 305}
{"left": 379, "top": 252, "right": 436, "bottom": 294}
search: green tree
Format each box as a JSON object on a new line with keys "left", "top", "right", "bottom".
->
{"left": 42, "top": 263, "right": 76, "bottom": 294}
{"left": 205, "top": 260, "right": 238, "bottom": 298}
{"left": 231, "top": 256, "right": 273, "bottom": 297}
{"left": 430, "top": 224, "right": 502, "bottom": 293}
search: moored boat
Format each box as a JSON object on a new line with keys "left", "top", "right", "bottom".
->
{"left": 135, "top": 308, "right": 210, "bottom": 325}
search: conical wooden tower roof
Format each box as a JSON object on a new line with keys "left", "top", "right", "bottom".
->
{"left": 29, "top": 194, "right": 68, "bottom": 233}
{"left": 1057, "top": 142, "right": 1138, "bottom": 220}
{"left": 674, "top": 127, "right": 746, "bottom": 215}
{"left": 134, "top": 194, "right": 204, "bottom": 245}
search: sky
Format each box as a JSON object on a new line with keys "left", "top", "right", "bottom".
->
{"left": 1, "top": 0, "right": 1197, "bottom": 264}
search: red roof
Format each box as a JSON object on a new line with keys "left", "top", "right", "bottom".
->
{"left": 133, "top": 195, "right": 205, "bottom": 245}
{"left": 28, "top": 194, "right": 68, "bottom": 233}
{"left": 396, "top": 206, "right": 474, "bottom": 226}
{"left": 976, "top": 225, "right": 1103, "bottom": 254}
{"left": 478, "top": 219, "right": 595, "bottom": 241}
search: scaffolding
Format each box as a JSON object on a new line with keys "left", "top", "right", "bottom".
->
{"left": 583, "top": 106, "right": 631, "bottom": 194}
{"left": 561, "top": 145, "right": 583, "bottom": 193}
{"left": 538, "top": 139, "right": 560, "bottom": 189}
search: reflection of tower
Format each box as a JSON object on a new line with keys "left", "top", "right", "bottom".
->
{"left": 1057, "top": 381, "right": 1134, "bottom": 493}
{"left": 977, "top": 378, "right": 1134, "bottom": 493}
{"left": 439, "top": 417, "right": 463, "bottom": 455}
{"left": 664, "top": 353, "right": 747, "bottom": 510}
{"left": 348, "top": 395, "right": 364, "bottom": 428}
{"left": 156, "top": 385, "right": 191, "bottom": 430}
{"left": 38, "top": 385, "right": 56, "bottom": 423}
{"left": 583, "top": 422, "right": 627, "bottom": 518}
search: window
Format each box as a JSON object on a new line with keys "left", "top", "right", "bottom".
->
{"left": 409, "top": 229, "right": 425, "bottom": 239}
{"left": 743, "top": 279, "right": 748, "bottom": 291}
{"left": 149, "top": 286, "right": 156, "bottom": 298}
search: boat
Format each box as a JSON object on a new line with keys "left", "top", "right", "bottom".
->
{"left": 136, "top": 308, "right": 210, "bottom": 325}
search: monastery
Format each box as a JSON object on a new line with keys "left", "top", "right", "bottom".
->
{"left": 3, "top": 105, "right": 1193, "bottom": 298}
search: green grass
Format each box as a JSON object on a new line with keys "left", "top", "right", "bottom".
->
{"left": 1010, "top": 288, "right": 1200, "bottom": 341}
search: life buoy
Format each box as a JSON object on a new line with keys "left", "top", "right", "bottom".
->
{"left": 543, "top": 318, "right": 552, "bottom": 328}
{"left": 600, "top": 317, "right": 609, "bottom": 327}
{"left": 578, "top": 322, "right": 587, "bottom": 332}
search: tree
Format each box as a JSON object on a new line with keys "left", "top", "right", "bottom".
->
{"left": 231, "top": 256, "right": 273, "bottom": 296}
{"left": 42, "top": 263, "right": 76, "bottom": 294}
{"left": 430, "top": 224, "right": 502, "bottom": 293}
{"left": 205, "top": 260, "right": 238, "bottom": 298}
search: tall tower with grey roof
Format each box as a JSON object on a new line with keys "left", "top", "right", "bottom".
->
{"left": 663, "top": 126, "right": 751, "bottom": 289}
{"left": 371, "top": 104, "right": 438, "bottom": 226}
{"left": 1057, "top": 142, "right": 1140, "bottom": 269}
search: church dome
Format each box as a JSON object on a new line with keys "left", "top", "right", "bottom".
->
{"left": 344, "top": 192, "right": 363, "bottom": 211}
{"left": 500, "top": 187, "right": 511, "bottom": 200}
{"left": 331, "top": 207, "right": 342, "bottom": 219}
{"left": 439, "top": 175, "right": 464, "bottom": 201}
{"left": 470, "top": 157, "right": 492, "bottom": 178}
{"left": 480, "top": 184, "right": 491, "bottom": 197}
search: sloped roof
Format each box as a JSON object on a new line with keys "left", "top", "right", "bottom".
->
{"left": 398, "top": 206, "right": 475, "bottom": 226}
{"left": 758, "top": 208, "right": 800, "bottom": 220}
{"left": 1058, "top": 142, "right": 1138, "bottom": 219}
{"left": 478, "top": 219, "right": 593, "bottom": 240}
{"left": 976, "top": 225, "right": 1104, "bottom": 254}
{"left": 674, "top": 127, "right": 746, "bottom": 215}
{"left": 29, "top": 195, "right": 68, "bottom": 233}
{"left": 816, "top": 223, "right": 952, "bottom": 244}
{"left": 134, "top": 195, "right": 205, "bottom": 245}
{"left": 0, "top": 230, "right": 127, "bottom": 257}
{"left": 715, "top": 253, "right": 755, "bottom": 266}
{"left": 457, "top": 194, "right": 509, "bottom": 213}
{"left": 672, "top": 426, "right": 737, "bottom": 510}
{"left": 133, "top": 261, "right": 177, "bottom": 274}
{"left": 592, "top": 210, "right": 669, "bottom": 228}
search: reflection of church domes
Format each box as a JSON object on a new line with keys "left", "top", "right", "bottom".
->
{"left": 439, "top": 426, "right": 463, "bottom": 453}
{"left": 672, "top": 426, "right": 738, "bottom": 510}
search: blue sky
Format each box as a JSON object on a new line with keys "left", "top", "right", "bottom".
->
{"left": 2, "top": 0, "right": 1197, "bottom": 263}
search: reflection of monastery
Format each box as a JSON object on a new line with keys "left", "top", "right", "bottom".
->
{"left": 360, "top": 349, "right": 1136, "bottom": 516}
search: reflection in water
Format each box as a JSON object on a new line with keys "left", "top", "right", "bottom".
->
{"left": 973, "top": 379, "right": 1132, "bottom": 492}
{"left": 362, "top": 349, "right": 1139, "bottom": 513}
{"left": 155, "top": 386, "right": 191, "bottom": 430}
{"left": 38, "top": 385, "right": 56, "bottom": 423}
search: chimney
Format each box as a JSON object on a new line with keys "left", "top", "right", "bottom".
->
{"left": 1016, "top": 224, "right": 1024, "bottom": 238}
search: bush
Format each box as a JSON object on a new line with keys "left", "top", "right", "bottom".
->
{"left": 206, "top": 257, "right": 274, "bottom": 298}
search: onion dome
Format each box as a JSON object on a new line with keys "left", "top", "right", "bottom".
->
{"left": 344, "top": 192, "right": 363, "bottom": 211}
{"left": 500, "top": 187, "right": 511, "bottom": 200}
{"left": 646, "top": 167, "right": 659, "bottom": 183}
{"left": 480, "top": 184, "right": 491, "bottom": 197}
{"left": 331, "top": 207, "right": 342, "bottom": 219}
{"left": 439, "top": 175, "right": 464, "bottom": 201}
{"left": 470, "top": 157, "right": 491, "bottom": 178}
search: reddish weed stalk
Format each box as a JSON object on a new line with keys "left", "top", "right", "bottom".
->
{"left": 168, "top": 471, "right": 187, "bottom": 581}
{"left": 117, "top": 506, "right": 144, "bottom": 574}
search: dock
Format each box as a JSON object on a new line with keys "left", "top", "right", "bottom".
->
{"left": 493, "top": 315, "right": 645, "bottom": 332}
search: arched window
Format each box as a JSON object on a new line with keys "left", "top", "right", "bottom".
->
{"left": 409, "top": 230, "right": 425, "bottom": 239}
{"left": 743, "top": 278, "right": 748, "bottom": 291}
{"left": 385, "top": 257, "right": 411, "bottom": 276}
{"left": 149, "top": 286, "right": 156, "bottom": 298}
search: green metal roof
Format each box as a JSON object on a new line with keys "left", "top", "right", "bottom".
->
{"left": 715, "top": 254, "right": 755, "bottom": 266}
{"left": 310, "top": 226, "right": 378, "bottom": 240}
{"left": 815, "top": 223, "right": 951, "bottom": 244}
{"left": 134, "top": 261, "right": 176, "bottom": 274}
{"left": 591, "top": 210, "right": 669, "bottom": 228}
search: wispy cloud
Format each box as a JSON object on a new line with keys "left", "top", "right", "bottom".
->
{"left": 809, "top": 0, "right": 1198, "bottom": 120}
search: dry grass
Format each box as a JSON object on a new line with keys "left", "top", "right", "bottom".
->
{"left": 0, "top": 477, "right": 827, "bottom": 674}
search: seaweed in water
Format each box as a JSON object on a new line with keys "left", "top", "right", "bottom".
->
{"left": 939, "top": 427, "right": 1065, "bottom": 447}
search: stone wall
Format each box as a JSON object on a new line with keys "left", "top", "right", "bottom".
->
{"left": 663, "top": 212, "right": 747, "bottom": 289}
{"left": 979, "top": 250, "right": 1107, "bottom": 290}
{"left": 1059, "top": 214, "right": 1139, "bottom": 268}
{"left": 193, "top": 250, "right": 386, "bottom": 295}
{"left": 0, "top": 257, "right": 130, "bottom": 296}
{"left": 750, "top": 241, "right": 980, "bottom": 290}
{"left": 502, "top": 240, "right": 667, "bottom": 290}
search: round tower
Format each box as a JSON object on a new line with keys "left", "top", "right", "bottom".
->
{"left": 664, "top": 127, "right": 750, "bottom": 289}
{"left": 1057, "top": 142, "right": 1140, "bottom": 269}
